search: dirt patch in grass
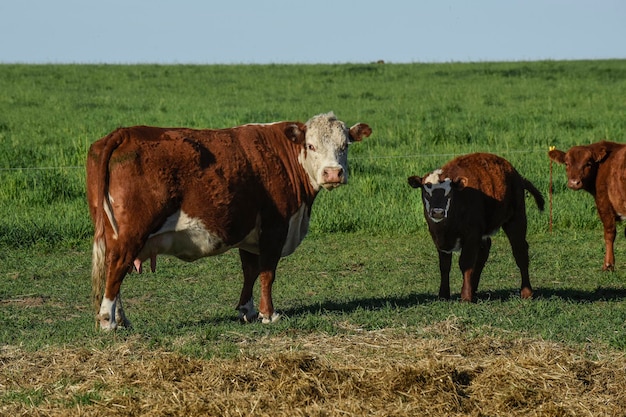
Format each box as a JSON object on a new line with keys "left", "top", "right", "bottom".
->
{"left": 2, "top": 321, "right": 625, "bottom": 416}
{"left": 1, "top": 295, "right": 50, "bottom": 307}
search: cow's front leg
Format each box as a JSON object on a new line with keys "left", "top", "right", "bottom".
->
{"left": 258, "top": 270, "right": 280, "bottom": 323}
{"left": 257, "top": 252, "right": 281, "bottom": 324}
{"left": 237, "top": 249, "right": 260, "bottom": 323}
{"left": 458, "top": 245, "right": 479, "bottom": 302}
{"left": 602, "top": 223, "right": 617, "bottom": 271}
{"left": 437, "top": 251, "right": 452, "bottom": 299}
{"left": 471, "top": 238, "right": 491, "bottom": 294}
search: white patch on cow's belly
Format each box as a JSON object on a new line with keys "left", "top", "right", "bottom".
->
{"left": 139, "top": 207, "right": 309, "bottom": 262}
{"left": 139, "top": 210, "right": 227, "bottom": 262}
{"left": 281, "top": 204, "right": 310, "bottom": 257}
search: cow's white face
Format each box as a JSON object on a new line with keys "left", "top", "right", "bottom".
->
{"left": 299, "top": 112, "right": 352, "bottom": 191}
{"left": 408, "top": 169, "right": 467, "bottom": 223}
{"left": 421, "top": 170, "right": 454, "bottom": 223}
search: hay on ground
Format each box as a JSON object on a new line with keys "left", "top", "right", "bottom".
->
{"left": 1, "top": 323, "right": 625, "bottom": 416}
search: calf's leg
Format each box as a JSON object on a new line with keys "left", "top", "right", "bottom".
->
{"left": 458, "top": 243, "right": 479, "bottom": 302}
{"left": 602, "top": 221, "right": 617, "bottom": 271}
{"left": 503, "top": 218, "right": 533, "bottom": 299}
{"left": 437, "top": 251, "right": 452, "bottom": 299}
{"left": 471, "top": 237, "right": 492, "bottom": 294}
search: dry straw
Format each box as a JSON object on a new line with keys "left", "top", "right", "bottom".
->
{"left": 2, "top": 320, "right": 625, "bottom": 416}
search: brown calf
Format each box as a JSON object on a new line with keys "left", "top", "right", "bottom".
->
{"left": 87, "top": 112, "right": 371, "bottom": 330}
{"left": 408, "top": 153, "right": 544, "bottom": 301}
{"left": 549, "top": 141, "right": 626, "bottom": 271}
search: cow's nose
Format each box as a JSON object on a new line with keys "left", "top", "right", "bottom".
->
{"left": 568, "top": 178, "right": 582, "bottom": 189}
{"left": 430, "top": 208, "right": 445, "bottom": 219}
{"left": 323, "top": 167, "right": 344, "bottom": 183}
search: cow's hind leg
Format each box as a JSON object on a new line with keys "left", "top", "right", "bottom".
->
{"left": 237, "top": 249, "right": 260, "bottom": 323}
{"left": 98, "top": 243, "right": 137, "bottom": 330}
{"left": 503, "top": 218, "right": 533, "bottom": 299}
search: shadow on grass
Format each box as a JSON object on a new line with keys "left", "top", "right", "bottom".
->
{"left": 475, "top": 286, "right": 626, "bottom": 302}
{"left": 175, "top": 286, "right": 626, "bottom": 328}
{"left": 282, "top": 286, "right": 626, "bottom": 316}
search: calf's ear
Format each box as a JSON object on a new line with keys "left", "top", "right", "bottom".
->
{"left": 592, "top": 146, "right": 608, "bottom": 163}
{"left": 452, "top": 176, "right": 468, "bottom": 190}
{"left": 548, "top": 149, "right": 566, "bottom": 164}
{"left": 407, "top": 176, "right": 423, "bottom": 189}
{"left": 349, "top": 123, "right": 372, "bottom": 143}
{"left": 285, "top": 123, "right": 306, "bottom": 145}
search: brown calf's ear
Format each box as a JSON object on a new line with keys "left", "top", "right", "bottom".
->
{"left": 349, "top": 123, "right": 372, "bottom": 143}
{"left": 592, "top": 146, "right": 608, "bottom": 163}
{"left": 452, "top": 176, "right": 468, "bottom": 190}
{"left": 548, "top": 149, "right": 566, "bottom": 164}
{"left": 407, "top": 176, "right": 423, "bottom": 189}
{"left": 285, "top": 123, "right": 306, "bottom": 145}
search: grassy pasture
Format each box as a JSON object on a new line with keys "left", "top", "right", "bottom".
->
{"left": 2, "top": 60, "right": 626, "bottom": 415}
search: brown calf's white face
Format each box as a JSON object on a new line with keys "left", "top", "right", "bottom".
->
{"left": 299, "top": 112, "right": 351, "bottom": 191}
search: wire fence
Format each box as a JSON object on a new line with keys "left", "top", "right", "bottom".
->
{"left": 0, "top": 147, "right": 550, "bottom": 172}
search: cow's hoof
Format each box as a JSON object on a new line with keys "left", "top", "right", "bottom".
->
{"left": 603, "top": 263, "right": 615, "bottom": 272}
{"left": 97, "top": 314, "right": 118, "bottom": 331}
{"left": 520, "top": 288, "right": 533, "bottom": 299}
{"left": 238, "top": 299, "right": 259, "bottom": 323}
{"left": 259, "top": 312, "right": 280, "bottom": 324}
{"left": 239, "top": 311, "right": 259, "bottom": 323}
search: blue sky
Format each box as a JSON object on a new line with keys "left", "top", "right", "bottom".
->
{"left": 1, "top": 0, "right": 625, "bottom": 64}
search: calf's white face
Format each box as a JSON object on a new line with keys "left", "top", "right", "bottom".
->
{"left": 408, "top": 169, "right": 467, "bottom": 223}
{"left": 421, "top": 170, "right": 454, "bottom": 223}
{"left": 299, "top": 113, "right": 351, "bottom": 191}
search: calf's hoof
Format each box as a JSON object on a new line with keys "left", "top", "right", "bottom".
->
{"left": 237, "top": 299, "right": 259, "bottom": 323}
{"left": 520, "top": 287, "right": 533, "bottom": 299}
{"left": 259, "top": 312, "right": 281, "bottom": 324}
{"left": 602, "top": 263, "right": 615, "bottom": 272}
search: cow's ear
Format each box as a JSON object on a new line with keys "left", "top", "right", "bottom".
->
{"left": 593, "top": 146, "right": 608, "bottom": 163}
{"left": 548, "top": 149, "right": 566, "bottom": 164}
{"left": 407, "top": 176, "right": 423, "bottom": 189}
{"left": 452, "top": 176, "right": 468, "bottom": 190}
{"left": 348, "top": 123, "right": 372, "bottom": 143}
{"left": 285, "top": 123, "right": 306, "bottom": 145}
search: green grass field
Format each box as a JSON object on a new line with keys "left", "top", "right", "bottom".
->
{"left": 2, "top": 61, "right": 626, "bottom": 415}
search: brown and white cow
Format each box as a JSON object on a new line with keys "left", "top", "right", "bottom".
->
{"left": 87, "top": 112, "right": 371, "bottom": 330}
{"left": 408, "top": 153, "right": 544, "bottom": 301}
{"left": 549, "top": 141, "right": 626, "bottom": 271}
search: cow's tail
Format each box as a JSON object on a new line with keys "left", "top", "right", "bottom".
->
{"left": 523, "top": 178, "right": 545, "bottom": 211}
{"left": 91, "top": 129, "right": 126, "bottom": 317}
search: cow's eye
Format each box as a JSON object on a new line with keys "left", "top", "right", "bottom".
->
{"left": 307, "top": 144, "right": 316, "bottom": 152}
{"left": 424, "top": 183, "right": 432, "bottom": 190}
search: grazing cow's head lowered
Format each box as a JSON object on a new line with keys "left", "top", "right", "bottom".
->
{"left": 288, "top": 112, "right": 371, "bottom": 190}
{"left": 408, "top": 169, "right": 468, "bottom": 223}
